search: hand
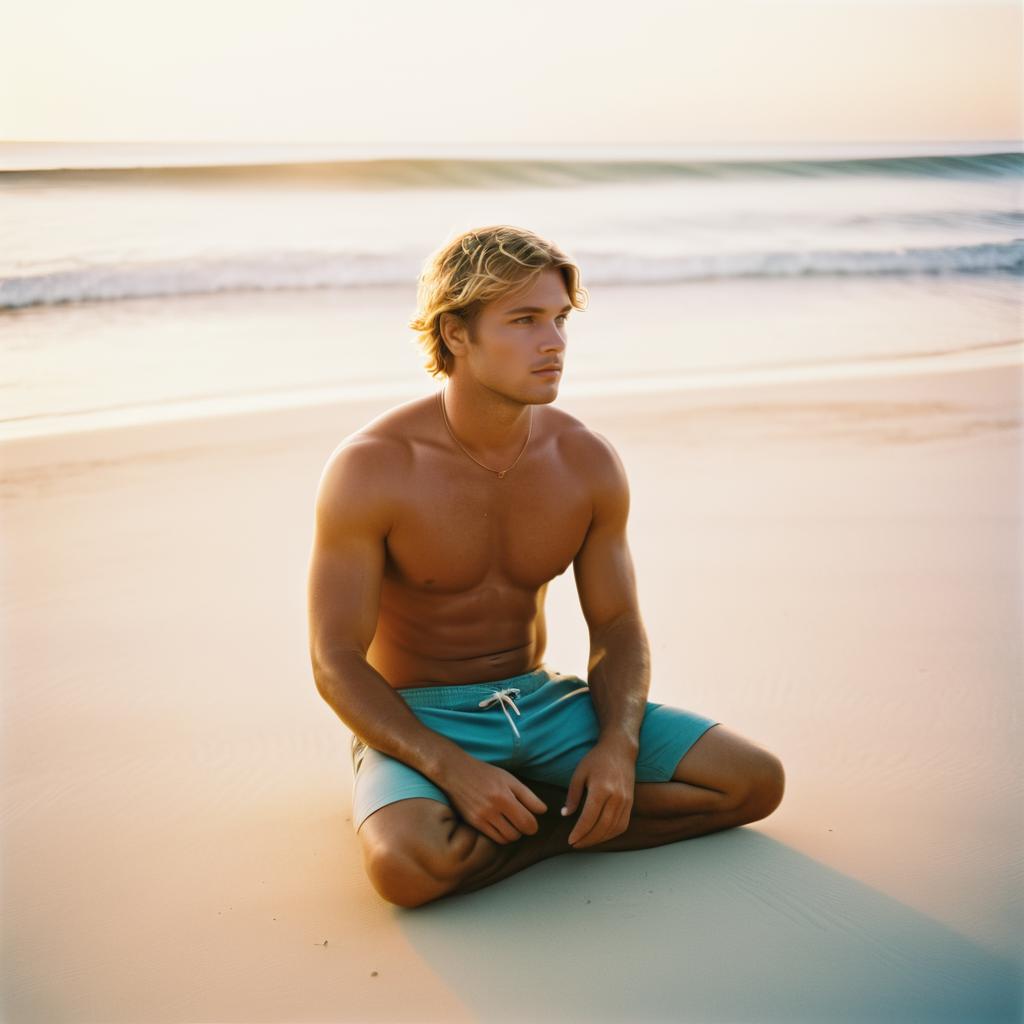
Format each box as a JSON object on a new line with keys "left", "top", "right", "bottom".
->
{"left": 438, "top": 752, "right": 549, "bottom": 846}
{"left": 562, "top": 737, "right": 637, "bottom": 849}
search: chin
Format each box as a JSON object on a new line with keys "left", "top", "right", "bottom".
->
{"left": 528, "top": 372, "right": 562, "bottom": 394}
{"left": 527, "top": 382, "right": 560, "bottom": 404}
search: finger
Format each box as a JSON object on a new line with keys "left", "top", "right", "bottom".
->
{"left": 607, "top": 804, "right": 633, "bottom": 845}
{"left": 574, "top": 802, "right": 624, "bottom": 849}
{"left": 511, "top": 813, "right": 539, "bottom": 837}
{"left": 568, "top": 791, "right": 607, "bottom": 846}
{"left": 508, "top": 803, "right": 540, "bottom": 836}
{"left": 493, "top": 815, "right": 522, "bottom": 844}
{"left": 515, "top": 781, "right": 548, "bottom": 816}
{"left": 478, "top": 820, "right": 509, "bottom": 845}
{"left": 474, "top": 811, "right": 516, "bottom": 845}
{"left": 562, "top": 770, "right": 585, "bottom": 817}
{"left": 601, "top": 800, "right": 633, "bottom": 845}
{"left": 621, "top": 798, "right": 634, "bottom": 830}
{"left": 574, "top": 805, "right": 615, "bottom": 848}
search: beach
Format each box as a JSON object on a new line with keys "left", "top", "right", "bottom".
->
{"left": 2, "top": 359, "right": 1020, "bottom": 1022}
{"left": 3, "top": 136, "right": 1021, "bottom": 1021}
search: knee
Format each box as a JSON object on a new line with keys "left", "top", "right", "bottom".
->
{"left": 364, "top": 840, "right": 455, "bottom": 908}
{"left": 739, "top": 752, "right": 785, "bottom": 823}
{"left": 363, "top": 818, "right": 490, "bottom": 909}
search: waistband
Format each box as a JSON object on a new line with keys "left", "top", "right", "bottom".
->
{"left": 395, "top": 666, "right": 560, "bottom": 710}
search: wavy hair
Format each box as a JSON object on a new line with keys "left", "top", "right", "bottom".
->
{"left": 408, "top": 224, "right": 589, "bottom": 379}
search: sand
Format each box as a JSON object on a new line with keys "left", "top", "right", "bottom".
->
{"left": 2, "top": 363, "right": 1021, "bottom": 1022}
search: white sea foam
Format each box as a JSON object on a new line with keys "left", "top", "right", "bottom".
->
{"left": 2, "top": 241, "right": 1021, "bottom": 310}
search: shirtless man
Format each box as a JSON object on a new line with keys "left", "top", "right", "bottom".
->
{"left": 307, "top": 225, "right": 785, "bottom": 908}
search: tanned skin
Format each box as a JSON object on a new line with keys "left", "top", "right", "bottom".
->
{"left": 308, "top": 266, "right": 785, "bottom": 907}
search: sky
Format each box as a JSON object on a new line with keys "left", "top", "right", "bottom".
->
{"left": 1, "top": 0, "right": 1020, "bottom": 145}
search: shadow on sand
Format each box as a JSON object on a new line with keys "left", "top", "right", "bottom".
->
{"left": 399, "top": 829, "right": 1020, "bottom": 1023}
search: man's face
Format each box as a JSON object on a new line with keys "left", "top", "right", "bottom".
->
{"left": 457, "top": 267, "right": 571, "bottom": 404}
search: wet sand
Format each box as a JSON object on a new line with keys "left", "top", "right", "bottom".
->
{"left": 2, "top": 363, "right": 1021, "bottom": 1022}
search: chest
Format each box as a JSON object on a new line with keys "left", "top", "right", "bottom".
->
{"left": 385, "top": 455, "right": 592, "bottom": 591}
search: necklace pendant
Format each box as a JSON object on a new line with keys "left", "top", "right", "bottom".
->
{"left": 497, "top": 470, "right": 506, "bottom": 479}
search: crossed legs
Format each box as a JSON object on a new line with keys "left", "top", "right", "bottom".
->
{"left": 356, "top": 723, "right": 785, "bottom": 908}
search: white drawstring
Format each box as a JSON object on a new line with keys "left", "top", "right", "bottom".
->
{"left": 552, "top": 685, "right": 589, "bottom": 704}
{"left": 478, "top": 687, "right": 523, "bottom": 739}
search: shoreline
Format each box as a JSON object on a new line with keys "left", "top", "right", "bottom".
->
{"left": 2, "top": 350, "right": 1019, "bottom": 476}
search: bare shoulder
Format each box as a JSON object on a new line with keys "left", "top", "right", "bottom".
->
{"left": 545, "top": 405, "right": 629, "bottom": 496}
{"left": 314, "top": 397, "right": 432, "bottom": 530}
{"left": 320, "top": 395, "right": 435, "bottom": 477}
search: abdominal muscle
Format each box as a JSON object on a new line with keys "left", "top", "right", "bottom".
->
{"left": 366, "top": 578, "right": 551, "bottom": 688}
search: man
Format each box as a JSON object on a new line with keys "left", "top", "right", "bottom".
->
{"left": 307, "top": 225, "right": 785, "bottom": 908}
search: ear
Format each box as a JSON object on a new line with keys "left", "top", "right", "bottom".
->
{"left": 439, "top": 311, "right": 472, "bottom": 358}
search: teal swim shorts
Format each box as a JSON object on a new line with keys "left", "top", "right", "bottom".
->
{"left": 350, "top": 666, "right": 719, "bottom": 832}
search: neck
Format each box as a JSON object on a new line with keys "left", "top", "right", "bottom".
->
{"left": 441, "top": 375, "right": 533, "bottom": 459}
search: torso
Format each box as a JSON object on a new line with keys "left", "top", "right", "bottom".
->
{"left": 354, "top": 393, "right": 597, "bottom": 688}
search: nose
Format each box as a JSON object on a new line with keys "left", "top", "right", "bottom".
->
{"left": 540, "top": 325, "right": 566, "bottom": 354}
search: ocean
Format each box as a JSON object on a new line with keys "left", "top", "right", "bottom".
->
{"left": 1, "top": 140, "right": 1021, "bottom": 439}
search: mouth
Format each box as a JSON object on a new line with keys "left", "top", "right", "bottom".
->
{"left": 532, "top": 367, "right": 562, "bottom": 376}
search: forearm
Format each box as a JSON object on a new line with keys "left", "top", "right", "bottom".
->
{"left": 586, "top": 613, "right": 651, "bottom": 752}
{"left": 313, "top": 651, "right": 467, "bottom": 786}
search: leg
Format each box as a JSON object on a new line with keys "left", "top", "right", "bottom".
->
{"left": 356, "top": 784, "right": 580, "bottom": 908}
{"left": 427, "top": 722, "right": 783, "bottom": 890}
{"left": 356, "top": 725, "right": 784, "bottom": 906}
{"left": 570, "top": 723, "right": 785, "bottom": 853}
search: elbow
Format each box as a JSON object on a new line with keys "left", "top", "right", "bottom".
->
{"left": 587, "top": 614, "right": 649, "bottom": 671}
{"left": 312, "top": 661, "right": 334, "bottom": 702}
{"left": 310, "top": 645, "right": 363, "bottom": 696}
{"left": 312, "top": 664, "right": 331, "bottom": 698}
{"left": 589, "top": 610, "right": 646, "bottom": 650}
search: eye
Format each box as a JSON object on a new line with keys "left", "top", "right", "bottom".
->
{"left": 513, "top": 313, "right": 570, "bottom": 324}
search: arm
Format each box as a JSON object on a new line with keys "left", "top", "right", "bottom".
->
{"left": 307, "top": 437, "right": 468, "bottom": 783}
{"left": 573, "top": 432, "right": 651, "bottom": 754}
{"left": 561, "top": 431, "right": 651, "bottom": 847}
{"left": 307, "top": 436, "right": 548, "bottom": 844}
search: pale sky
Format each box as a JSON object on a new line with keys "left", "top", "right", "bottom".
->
{"left": 1, "top": 0, "right": 1019, "bottom": 144}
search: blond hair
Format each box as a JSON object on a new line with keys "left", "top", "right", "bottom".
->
{"left": 408, "top": 224, "right": 589, "bottom": 379}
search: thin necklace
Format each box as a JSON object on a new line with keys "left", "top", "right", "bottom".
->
{"left": 438, "top": 385, "right": 533, "bottom": 479}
